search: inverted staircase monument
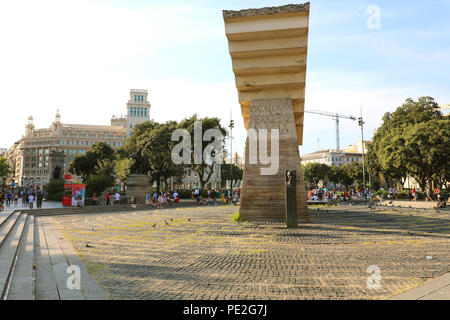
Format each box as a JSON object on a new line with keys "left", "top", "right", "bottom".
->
{"left": 223, "top": 3, "right": 311, "bottom": 222}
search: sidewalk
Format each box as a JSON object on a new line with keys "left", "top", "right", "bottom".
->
{"left": 391, "top": 273, "right": 450, "bottom": 300}
{"left": 380, "top": 199, "right": 448, "bottom": 209}
{"left": 1, "top": 201, "right": 62, "bottom": 214}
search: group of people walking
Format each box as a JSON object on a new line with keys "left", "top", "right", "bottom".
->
{"left": 0, "top": 190, "right": 45, "bottom": 211}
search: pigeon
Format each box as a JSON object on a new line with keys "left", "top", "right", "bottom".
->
{"left": 164, "top": 220, "right": 169, "bottom": 225}
{"left": 151, "top": 223, "right": 157, "bottom": 227}
{"left": 91, "top": 227, "right": 94, "bottom": 231}
{"left": 86, "top": 242, "right": 93, "bottom": 248}
{"left": 170, "top": 218, "right": 174, "bottom": 221}
{"left": 188, "top": 218, "right": 191, "bottom": 222}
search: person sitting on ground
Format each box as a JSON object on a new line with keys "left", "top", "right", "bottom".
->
{"left": 436, "top": 198, "right": 447, "bottom": 208}
{"left": 158, "top": 192, "right": 169, "bottom": 208}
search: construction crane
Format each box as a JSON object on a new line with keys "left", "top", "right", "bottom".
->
{"left": 304, "top": 109, "right": 357, "bottom": 150}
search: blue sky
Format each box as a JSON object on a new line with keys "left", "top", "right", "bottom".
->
{"left": 0, "top": 0, "right": 449, "bottom": 156}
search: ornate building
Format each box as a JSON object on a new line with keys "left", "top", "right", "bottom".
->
{"left": 125, "top": 89, "right": 151, "bottom": 137}
{"left": 7, "top": 89, "right": 152, "bottom": 188}
{"left": 8, "top": 111, "right": 126, "bottom": 188}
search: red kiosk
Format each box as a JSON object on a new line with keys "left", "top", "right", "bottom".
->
{"left": 63, "top": 174, "right": 86, "bottom": 207}
{"left": 63, "top": 174, "right": 73, "bottom": 207}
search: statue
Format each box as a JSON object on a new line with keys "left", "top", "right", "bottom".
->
{"left": 130, "top": 150, "right": 147, "bottom": 175}
{"left": 53, "top": 165, "right": 62, "bottom": 180}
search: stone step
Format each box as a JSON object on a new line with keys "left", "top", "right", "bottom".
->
{"left": 40, "top": 217, "right": 85, "bottom": 300}
{"left": 6, "top": 215, "right": 34, "bottom": 300}
{"left": 43, "top": 217, "right": 109, "bottom": 300}
{"left": 34, "top": 217, "right": 60, "bottom": 300}
{"left": 0, "top": 213, "right": 27, "bottom": 299}
{"left": 0, "top": 212, "right": 20, "bottom": 247}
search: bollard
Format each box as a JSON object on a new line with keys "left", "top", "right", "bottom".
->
{"left": 286, "top": 170, "right": 298, "bottom": 228}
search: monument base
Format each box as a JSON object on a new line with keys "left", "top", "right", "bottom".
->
{"left": 127, "top": 174, "right": 153, "bottom": 204}
{"left": 239, "top": 98, "right": 311, "bottom": 223}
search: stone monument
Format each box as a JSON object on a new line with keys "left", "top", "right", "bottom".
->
{"left": 49, "top": 150, "right": 65, "bottom": 180}
{"left": 126, "top": 149, "right": 153, "bottom": 204}
{"left": 223, "top": 3, "right": 311, "bottom": 222}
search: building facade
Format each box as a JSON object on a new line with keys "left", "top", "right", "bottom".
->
{"left": 7, "top": 89, "right": 152, "bottom": 188}
{"left": 301, "top": 141, "right": 371, "bottom": 167}
{"left": 8, "top": 111, "right": 126, "bottom": 188}
{"left": 126, "top": 89, "right": 151, "bottom": 137}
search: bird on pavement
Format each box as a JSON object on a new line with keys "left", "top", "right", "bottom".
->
{"left": 151, "top": 223, "right": 157, "bottom": 227}
{"left": 164, "top": 220, "right": 169, "bottom": 225}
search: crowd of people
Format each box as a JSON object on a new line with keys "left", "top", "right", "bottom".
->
{"left": 0, "top": 190, "right": 46, "bottom": 211}
{"left": 307, "top": 185, "right": 447, "bottom": 208}
{"left": 141, "top": 188, "right": 241, "bottom": 208}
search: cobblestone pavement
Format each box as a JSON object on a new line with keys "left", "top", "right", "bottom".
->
{"left": 52, "top": 204, "right": 450, "bottom": 300}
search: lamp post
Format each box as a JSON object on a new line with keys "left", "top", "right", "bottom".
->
{"left": 358, "top": 107, "right": 366, "bottom": 191}
{"left": 229, "top": 117, "right": 234, "bottom": 190}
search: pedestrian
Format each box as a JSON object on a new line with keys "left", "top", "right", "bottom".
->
{"left": 105, "top": 192, "right": 111, "bottom": 206}
{"left": 92, "top": 193, "right": 98, "bottom": 205}
{"left": 0, "top": 193, "right": 4, "bottom": 211}
{"left": 114, "top": 191, "right": 120, "bottom": 205}
{"left": 28, "top": 193, "right": 35, "bottom": 209}
{"left": 425, "top": 186, "right": 433, "bottom": 201}
{"left": 434, "top": 186, "right": 440, "bottom": 202}
{"left": 412, "top": 187, "right": 417, "bottom": 201}
{"left": 36, "top": 192, "right": 43, "bottom": 209}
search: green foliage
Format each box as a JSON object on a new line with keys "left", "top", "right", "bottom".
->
{"left": 368, "top": 96, "right": 448, "bottom": 189}
{"left": 0, "top": 157, "right": 9, "bottom": 187}
{"left": 221, "top": 164, "right": 243, "bottom": 188}
{"left": 141, "top": 121, "right": 185, "bottom": 191}
{"left": 114, "top": 158, "right": 132, "bottom": 185}
{"left": 69, "top": 142, "right": 115, "bottom": 181}
{"left": 232, "top": 211, "right": 243, "bottom": 222}
{"left": 85, "top": 175, "right": 114, "bottom": 198}
{"left": 43, "top": 179, "right": 64, "bottom": 201}
{"left": 177, "top": 115, "right": 227, "bottom": 190}
{"left": 303, "top": 163, "right": 329, "bottom": 187}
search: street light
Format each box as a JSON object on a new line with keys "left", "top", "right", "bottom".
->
{"left": 358, "top": 107, "right": 366, "bottom": 191}
{"left": 229, "top": 118, "right": 235, "bottom": 190}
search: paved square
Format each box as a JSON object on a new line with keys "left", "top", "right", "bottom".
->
{"left": 51, "top": 205, "right": 450, "bottom": 300}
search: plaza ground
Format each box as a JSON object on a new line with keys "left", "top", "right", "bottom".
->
{"left": 49, "top": 203, "right": 449, "bottom": 300}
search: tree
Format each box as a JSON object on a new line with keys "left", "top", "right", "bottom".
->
{"left": 403, "top": 119, "right": 450, "bottom": 191}
{"left": 0, "top": 157, "right": 10, "bottom": 188}
{"left": 178, "top": 115, "right": 227, "bottom": 190}
{"left": 85, "top": 175, "right": 114, "bottom": 197}
{"left": 327, "top": 165, "right": 344, "bottom": 187}
{"left": 368, "top": 96, "right": 444, "bottom": 189}
{"left": 344, "top": 162, "right": 369, "bottom": 188}
{"left": 221, "top": 164, "right": 243, "bottom": 188}
{"left": 303, "top": 163, "right": 329, "bottom": 187}
{"left": 69, "top": 142, "right": 115, "bottom": 181}
{"left": 139, "top": 121, "right": 185, "bottom": 192}
{"left": 114, "top": 158, "right": 132, "bottom": 188}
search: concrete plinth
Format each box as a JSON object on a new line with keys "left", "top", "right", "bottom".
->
{"left": 126, "top": 174, "right": 152, "bottom": 204}
{"left": 239, "top": 99, "right": 310, "bottom": 222}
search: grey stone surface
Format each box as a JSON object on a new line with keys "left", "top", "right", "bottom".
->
{"left": 7, "top": 215, "right": 34, "bottom": 300}
{"left": 0, "top": 213, "right": 26, "bottom": 297}
{"left": 223, "top": 3, "right": 309, "bottom": 19}
{"left": 52, "top": 204, "right": 449, "bottom": 300}
{"left": 34, "top": 217, "right": 60, "bottom": 300}
{"left": 391, "top": 272, "right": 450, "bottom": 300}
